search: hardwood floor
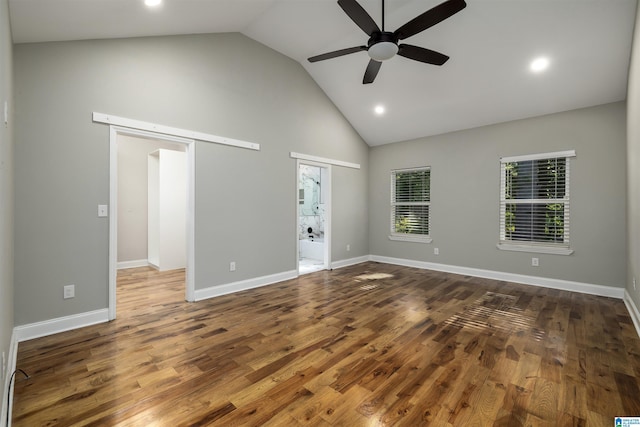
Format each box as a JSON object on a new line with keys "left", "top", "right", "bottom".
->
{"left": 11, "top": 262, "right": 640, "bottom": 426}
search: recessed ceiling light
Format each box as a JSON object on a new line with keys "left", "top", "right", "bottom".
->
{"left": 145, "top": 0, "right": 162, "bottom": 7}
{"left": 374, "top": 105, "right": 385, "bottom": 115}
{"left": 530, "top": 57, "right": 550, "bottom": 73}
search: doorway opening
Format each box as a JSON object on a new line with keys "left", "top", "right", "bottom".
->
{"left": 297, "top": 161, "right": 331, "bottom": 274}
{"left": 109, "top": 126, "right": 195, "bottom": 320}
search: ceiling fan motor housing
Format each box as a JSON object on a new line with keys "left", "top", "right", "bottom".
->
{"left": 367, "top": 31, "right": 399, "bottom": 61}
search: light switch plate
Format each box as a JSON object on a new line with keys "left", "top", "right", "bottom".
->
{"left": 63, "top": 284, "right": 75, "bottom": 299}
{"left": 98, "top": 204, "right": 108, "bottom": 217}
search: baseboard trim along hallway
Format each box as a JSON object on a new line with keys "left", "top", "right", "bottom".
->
{"left": 13, "top": 309, "right": 110, "bottom": 343}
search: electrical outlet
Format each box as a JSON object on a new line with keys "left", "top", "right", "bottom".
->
{"left": 230, "top": 262, "right": 236, "bottom": 272}
{"left": 531, "top": 257, "right": 539, "bottom": 267}
{"left": 63, "top": 284, "right": 75, "bottom": 299}
{"left": 346, "top": 244, "right": 350, "bottom": 251}
{"left": 434, "top": 247, "right": 439, "bottom": 255}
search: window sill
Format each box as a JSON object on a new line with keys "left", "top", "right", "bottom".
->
{"left": 496, "top": 242, "right": 573, "bottom": 255}
{"left": 389, "top": 235, "right": 433, "bottom": 244}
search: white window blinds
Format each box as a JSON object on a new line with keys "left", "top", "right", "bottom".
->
{"left": 391, "top": 167, "right": 430, "bottom": 240}
{"left": 499, "top": 151, "right": 575, "bottom": 251}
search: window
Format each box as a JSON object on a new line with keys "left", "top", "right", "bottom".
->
{"left": 498, "top": 150, "right": 575, "bottom": 255}
{"left": 390, "top": 167, "right": 432, "bottom": 243}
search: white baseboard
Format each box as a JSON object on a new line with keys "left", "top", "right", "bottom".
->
{"left": 14, "top": 309, "right": 110, "bottom": 343}
{"left": 370, "top": 255, "right": 625, "bottom": 299}
{"left": 117, "top": 259, "right": 149, "bottom": 269}
{"left": 331, "top": 255, "right": 370, "bottom": 270}
{"left": 194, "top": 270, "right": 299, "bottom": 301}
{"left": 1, "top": 330, "right": 18, "bottom": 427}
{"left": 624, "top": 290, "right": 640, "bottom": 338}
{"left": 194, "top": 258, "right": 374, "bottom": 302}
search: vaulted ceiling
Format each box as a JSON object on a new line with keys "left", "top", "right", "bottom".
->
{"left": 8, "top": 0, "right": 637, "bottom": 146}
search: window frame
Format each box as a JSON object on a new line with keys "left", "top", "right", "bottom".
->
{"left": 497, "top": 150, "right": 575, "bottom": 255}
{"left": 389, "top": 166, "right": 432, "bottom": 243}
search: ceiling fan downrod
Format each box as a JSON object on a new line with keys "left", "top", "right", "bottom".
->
{"left": 367, "top": 0, "right": 399, "bottom": 62}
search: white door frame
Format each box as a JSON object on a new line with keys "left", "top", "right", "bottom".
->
{"left": 109, "top": 125, "right": 196, "bottom": 320}
{"left": 296, "top": 159, "right": 332, "bottom": 272}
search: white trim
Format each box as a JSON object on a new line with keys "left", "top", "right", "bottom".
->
{"left": 391, "top": 166, "right": 430, "bottom": 173}
{"left": 389, "top": 235, "right": 433, "bottom": 243}
{"left": 93, "top": 112, "right": 260, "bottom": 151}
{"left": 194, "top": 270, "right": 298, "bottom": 301}
{"left": 108, "top": 125, "right": 118, "bottom": 320}
{"left": 370, "top": 255, "right": 624, "bottom": 299}
{"left": 1, "top": 331, "right": 18, "bottom": 427}
{"left": 324, "top": 165, "right": 332, "bottom": 271}
{"left": 290, "top": 152, "right": 360, "bottom": 169}
{"left": 185, "top": 141, "right": 196, "bottom": 302}
{"left": 13, "top": 309, "right": 110, "bottom": 342}
{"left": 117, "top": 259, "right": 149, "bottom": 270}
{"left": 331, "top": 255, "right": 370, "bottom": 270}
{"left": 112, "top": 126, "right": 193, "bottom": 145}
{"left": 500, "top": 149, "right": 576, "bottom": 163}
{"left": 624, "top": 290, "right": 640, "bottom": 338}
{"left": 496, "top": 243, "right": 574, "bottom": 255}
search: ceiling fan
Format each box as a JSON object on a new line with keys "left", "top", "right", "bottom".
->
{"left": 308, "top": 0, "right": 467, "bottom": 84}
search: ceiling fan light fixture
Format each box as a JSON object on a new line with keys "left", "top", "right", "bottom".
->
{"left": 368, "top": 41, "right": 398, "bottom": 61}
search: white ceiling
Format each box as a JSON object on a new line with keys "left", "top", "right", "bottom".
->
{"left": 8, "top": 0, "right": 638, "bottom": 146}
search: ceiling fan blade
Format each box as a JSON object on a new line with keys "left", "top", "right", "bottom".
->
{"left": 394, "top": 0, "right": 466, "bottom": 40}
{"left": 363, "top": 59, "right": 382, "bottom": 84}
{"left": 308, "top": 46, "right": 367, "bottom": 62}
{"left": 338, "top": 0, "right": 380, "bottom": 36}
{"left": 398, "top": 44, "right": 449, "bottom": 65}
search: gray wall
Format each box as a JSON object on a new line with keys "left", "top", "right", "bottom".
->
{"left": 0, "top": 0, "right": 13, "bottom": 404}
{"left": 13, "top": 33, "right": 369, "bottom": 325}
{"left": 369, "top": 102, "right": 627, "bottom": 288}
{"left": 117, "top": 134, "right": 184, "bottom": 265}
{"left": 627, "top": 6, "right": 640, "bottom": 307}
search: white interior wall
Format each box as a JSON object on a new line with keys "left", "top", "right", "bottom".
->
{"left": 369, "top": 102, "right": 626, "bottom": 289}
{"left": 13, "top": 33, "right": 369, "bottom": 325}
{"left": 148, "top": 148, "right": 187, "bottom": 271}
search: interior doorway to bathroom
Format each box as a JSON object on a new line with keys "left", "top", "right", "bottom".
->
{"left": 297, "top": 161, "right": 331, "bottom": 274}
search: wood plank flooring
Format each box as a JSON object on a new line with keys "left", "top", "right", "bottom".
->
{"left": 11, "top": 262, "right": 640, "bottom": 426}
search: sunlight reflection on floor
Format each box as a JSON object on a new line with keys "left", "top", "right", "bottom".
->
{"left": 444, "top": 291, "right": 540, "bottom": 338}
{"left": 355, "top": 273, "right": 394, "bottom": 281}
